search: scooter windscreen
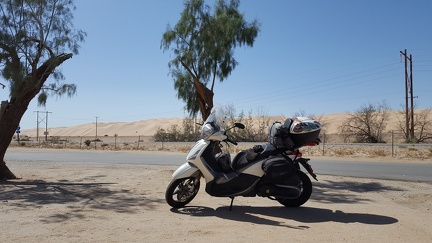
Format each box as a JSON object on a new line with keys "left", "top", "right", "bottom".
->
{"left": 200, "top": 110, "right": 221, "bottom": 139}
{"left": 201, "top": 111, "right": 219, "bottom": 139}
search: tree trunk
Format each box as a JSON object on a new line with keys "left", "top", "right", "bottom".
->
{"left": 0, "top": 53, "right": 73, "bottom": 180}
{"left": 0, "top": 99, "right": 30, "bottom": 180}
{"left": 179, "top": 60, "right": 214, "bottom": 120}
{"left": 193, "top": 78, "right": 214, "bottom": 121}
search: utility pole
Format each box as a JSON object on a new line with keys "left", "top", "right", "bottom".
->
{"left": 44, "top": 111, "right": 50, "bottom": 141}
{"left": 400, "top": 49, "right": 415, "bottom": 141}
{"left": 95, "top": 116, "right": 99, "bottom": 140}
{"left": 409, "top": 53, "right": 414, "bottom": 139}
{"left": 34, "top": 111, "right": 52, "bottom": 142}
{"left": 94, "top": 116, "right": 99, "bottom": 149}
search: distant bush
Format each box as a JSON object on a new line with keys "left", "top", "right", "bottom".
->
{"left": 152, "top": 108, "right": 271, "bottom": 143}
{"left": 84, "top": 140, "right": 91, "bottom": 146}
{"left": 153, "top": 118, "right": 200, "bottom": 142}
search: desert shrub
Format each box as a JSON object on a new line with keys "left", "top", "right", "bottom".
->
{"left": 153, "top": 121, "right": 199, "bottom": 142}
{"left": 405, "top": 137, "right": 419, "bottom": 143}
{"left": 370, "top": 149, "right": 388, "bottom": 157}
{"left": 333, "top": 148, "right": 355, "bottom": 156}
{"left": 84, "top": 140, "right": 91, "bottom": 146}
{"left": 340, "top": 101, "right": 390, "bottom": 143}
{"left": 153, "top": 106, "right": 272, "bottom": 143}
{"left": 153, "top": 128, "right": 167, "bottom": 142}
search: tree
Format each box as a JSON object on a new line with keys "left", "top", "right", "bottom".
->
{"left": 215, "top": 104, "right": 269, "bottom": 142}
{"left": 0, "top": 0, "right": 85, "bottom": 180}
{"left": 181, "top": 117, "right": 199, "bottom": 141}
{"left": 340, "top": 101, "right": 390, "bottom": 143}
{"left": 153, "top": 128, "right": 167, "bottom": 142}
{"left": 396, "top": 108, "right": 432, "bottom": 143}
{"left": 414, "top": 109, "right": 432, "bottom": 143}
{"left": 161, "top": 0, "right": 260, "bottom": 120}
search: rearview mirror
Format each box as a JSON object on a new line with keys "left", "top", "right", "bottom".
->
{"left": 234, "top": 123, "right": 245, "bottom": 129}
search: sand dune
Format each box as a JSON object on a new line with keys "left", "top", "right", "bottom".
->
{"left": 20, "top": 111, "right": 405, "bottom": 138}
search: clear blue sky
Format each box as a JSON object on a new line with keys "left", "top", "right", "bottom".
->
{"left": 2, "top": 0, "right": 431, "bottom": 130}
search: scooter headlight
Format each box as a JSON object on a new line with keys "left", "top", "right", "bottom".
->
{"left": 201, "top": 123, "right": 214, "bottom": 139}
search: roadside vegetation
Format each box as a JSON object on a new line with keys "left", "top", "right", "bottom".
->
{"left": 9, "top": 104, "right": 432, "bottom": 161}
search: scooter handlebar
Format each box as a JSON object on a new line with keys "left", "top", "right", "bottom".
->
{"left": 225, "top": 138, "right": 238, "bottom": 145}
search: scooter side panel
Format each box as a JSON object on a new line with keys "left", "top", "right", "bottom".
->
{"left": 186, "top": 139, "right": 209, "bottom": 160}
{"left": 241, "top": 161, "right": 265, "bottom": 177}
{"left": 186, "top": 139, "right": 215, "bottom": 181}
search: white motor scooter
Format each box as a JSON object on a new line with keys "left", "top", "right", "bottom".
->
{"left": 165, "top": 109, "right": 321, "bottom": 210}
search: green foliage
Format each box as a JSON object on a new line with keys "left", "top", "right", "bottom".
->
{"left": 153, "top": 118, "right": 200, "bottom": 142}
{"left": 167, "top": 124, "right": 181, "bottom": 142}
{"left": 182, "top": 117, "right": 199, "bottom": 141}
{"left": 153, "top": 128, "right": 167, "bottom": 142}
{"left": 84, "top": 140, "right": 91, "bottom": 146}
{"left": 0, "top": 0, "right": 86, "bottom": 106}
{"left": 230, "top": 110, "right": 255, "bottom": 141}
{"left": 221, "top": 106, "right": 269, "bottom": 142}
{"left": 405, "top": 137, "right": 419, "bottom": 144}
{"left": 161, "top": 0, "right": 260, "bottom": 118}
{"left": 154, "top": 106, "right": 272, "bottom": 143}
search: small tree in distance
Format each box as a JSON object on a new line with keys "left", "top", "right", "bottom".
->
{"left": 396, "top": 108, "right": 432, "bottom": 143}
{"left": 413, "top": 109, "right": 432, "bottom": 143}
{"left": 340, "top": 101, "right": 390, "bottom": 143}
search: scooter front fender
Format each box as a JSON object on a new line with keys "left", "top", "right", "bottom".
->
{"left": 172, "top": 162, "right": 200, "bottom": 179}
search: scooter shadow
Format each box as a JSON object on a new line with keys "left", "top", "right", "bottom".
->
{"left": 170, "top": 205, "right": 398, "bottom": 228}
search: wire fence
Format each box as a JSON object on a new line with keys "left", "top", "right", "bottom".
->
{"left": 12, "top": 131, "right": 430, "bottom": 146}
{"left": 10, "top": 134, "right": 432, "bottom": 160}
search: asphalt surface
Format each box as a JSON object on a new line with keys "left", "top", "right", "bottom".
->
{"left": 5, "top": 148, "right": 432, "bottom": 182}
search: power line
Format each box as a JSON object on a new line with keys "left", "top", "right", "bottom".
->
{"left": 225, "top": 63, "right": 402, "bottom": 108}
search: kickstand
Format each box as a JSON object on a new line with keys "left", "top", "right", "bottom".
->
{"left": 229, "top": 197, "right": 235, "bottom": 211}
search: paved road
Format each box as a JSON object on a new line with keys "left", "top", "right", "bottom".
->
{"left": 6, "top": 149, "right": 184, "bottom": 165}
{"left": 5, "top": 149, "right": 432, "bottom": 182}
{"left": 310, "top": 160, "right": 431, "bottom": 182}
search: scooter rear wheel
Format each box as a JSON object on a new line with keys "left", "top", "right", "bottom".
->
{"left": 276, "top": 170, "right": 312, "bottom": 207}
{"left": 165, "top": 177, "right": 200, "bottom": 208}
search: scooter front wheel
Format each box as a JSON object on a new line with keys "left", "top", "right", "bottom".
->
{"left": 165, "top": 177, "right": 200, "bottom": 208}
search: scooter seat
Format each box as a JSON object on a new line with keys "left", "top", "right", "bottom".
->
{"left": 230, "top": 151, "right": 249, "bottom": 171}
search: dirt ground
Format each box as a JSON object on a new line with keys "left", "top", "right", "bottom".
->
{"left": 1, "top": 159, "right": 431, "bottom": 243}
